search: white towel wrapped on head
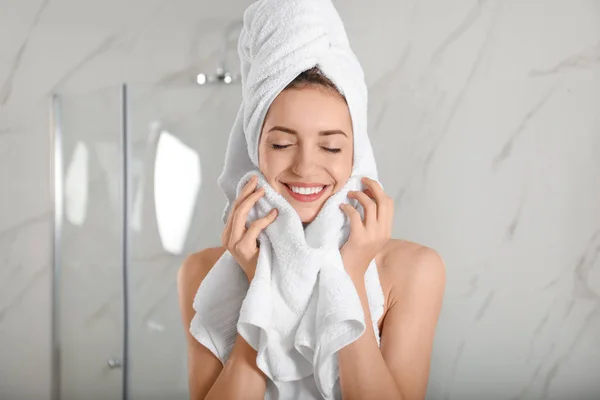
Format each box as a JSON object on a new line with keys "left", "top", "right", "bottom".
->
{"left": 190, "top": 0, "right": 385, "bottom": 398}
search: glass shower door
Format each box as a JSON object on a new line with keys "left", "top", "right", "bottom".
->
{"left": 52, "top": 79, "right": 242, "bottom": 400}
{"left": 52, "top": 86, "right": 126, "bottom": 400}
{"left": 124, "top": 82, "right": 239, "bottom": 400}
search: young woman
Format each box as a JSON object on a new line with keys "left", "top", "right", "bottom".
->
{"left": 177, "top": 67, "right": 446, "bottom": 400}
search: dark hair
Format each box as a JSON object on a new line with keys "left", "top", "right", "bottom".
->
{"left": 284, "top": 66, "right": 346, "bottom": 101}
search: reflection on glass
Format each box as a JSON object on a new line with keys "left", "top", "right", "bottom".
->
{"left": 94, "top": 142, "right": 121, "bottom": 213}
{"left": 131, "top": 175, "right": 145, "bottom": 233}
{"left": 64, "top": 141, "right": 89, "bottom": 226}
{"left": 154, "top": 130, "right": 201, "bottom": 254}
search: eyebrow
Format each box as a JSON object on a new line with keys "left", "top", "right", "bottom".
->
{"left": 267, "top": 126, "right": 348, "bottom": 138}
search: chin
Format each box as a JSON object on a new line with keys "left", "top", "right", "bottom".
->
{"left": 298, "top": 211, "right": 318, "bottom": 224}
{"left": 293, "top": 202, "right": 325, "bottom": 224}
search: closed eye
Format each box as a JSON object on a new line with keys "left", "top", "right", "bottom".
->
{"left": 271, "top": 144, "right": 341, "bottom": 154}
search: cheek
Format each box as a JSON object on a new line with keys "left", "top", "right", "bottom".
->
{"left": 259, "top": 147, "right": 288, "bottom": 180}
{"left": 329, "top": 153, "right": 353, "bottom": 184}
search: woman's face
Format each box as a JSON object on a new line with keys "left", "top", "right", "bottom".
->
{"left": 258, "top": 86, "right": 354, "bottom": 223}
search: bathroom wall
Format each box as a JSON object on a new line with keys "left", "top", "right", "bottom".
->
{"left": 1, "top": 0, "right": 599, "bottom": 399}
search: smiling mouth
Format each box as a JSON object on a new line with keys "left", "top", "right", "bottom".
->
{"left": 283, "top": 183, "right": 329, "bottom": 202}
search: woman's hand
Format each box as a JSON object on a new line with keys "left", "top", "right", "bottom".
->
{"left": 340, "top": 177, "right": 394, "bottom": 280}
{"left": 221, "top": 175, "right": 278, "bottom": 283}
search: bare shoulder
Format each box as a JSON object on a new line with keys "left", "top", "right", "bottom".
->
{"left": 378, "top": 239, "right": 446, "bottom": 306}
{"left": 177, "top": 246, "right": 227, "bottom": 302}
{"left": 179, "top": 246, "right": 226, "bottom": 276}
{"left": 380, "top": 239, "right": 445, "bottom": 277}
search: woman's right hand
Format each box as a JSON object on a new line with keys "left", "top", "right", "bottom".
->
{"left": 221, "top": 175, "right": 278, "bottom": 283}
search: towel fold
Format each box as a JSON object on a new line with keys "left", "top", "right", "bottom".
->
{"left": 190, "top": 0, "right": 384, "bottom": 398}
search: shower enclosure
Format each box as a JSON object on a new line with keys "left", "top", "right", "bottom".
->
{"left": 50, "top": 79, "right": 240, "bottom": 399}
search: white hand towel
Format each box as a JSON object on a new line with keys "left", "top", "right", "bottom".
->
{"left": 190, "top": 0, "right": 384, "bottom": 398}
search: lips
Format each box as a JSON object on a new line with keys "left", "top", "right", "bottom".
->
{"left": 283, "top": 182, "right": 329, "bottom": 202}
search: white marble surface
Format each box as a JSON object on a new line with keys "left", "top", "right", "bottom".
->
{"left": 1, "top": 0, "right": 599, "bottom": 399}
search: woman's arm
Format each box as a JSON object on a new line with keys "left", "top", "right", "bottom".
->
{"left": 177, "top": 248, "right": 267, "bottom": 400}
{"left": 338, "top": 243, "right": 446, "bottom": 400}
{"left": 204, "top": 333, "right": 267, "bottom": 400}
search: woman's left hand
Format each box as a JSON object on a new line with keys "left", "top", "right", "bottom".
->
{"left": 340, "top": 177, "right": 394, "bottom": 280}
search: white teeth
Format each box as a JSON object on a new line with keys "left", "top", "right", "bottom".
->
{"left": 289, "top": 185, "right": 325, "bottom": 195}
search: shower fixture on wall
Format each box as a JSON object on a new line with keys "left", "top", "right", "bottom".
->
{"left": 196, "top": 66, "right": 239, "bottom": 85}
{"left": 196, "top": 20, "right": 242, "bottom": 85}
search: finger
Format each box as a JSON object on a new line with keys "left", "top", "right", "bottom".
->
{"left": 224, "top": 176, "right": 258, "bottom": 239}
{"left": 234, "top": 175, "right": 259, "bottom": 210}
{"left": 229, "top": 176, "right": 259, "bottom": 222}
{"left": 340, "top": 203, "right": 363, "bottom": 233}
{"left": 230, "top": 187, "right": 265, "bottom": 244}
{"left": 231, "top": 187, "right": 264, "bottom": 244}
{"left": 362, "top": 177, "right": 391, "bottom": 220}
{"left": 361, "top": 177, "right": 385, "bottom": 202}
{"left": 223, "top": 178, "right": 255, "bottom": 245}
{"left": 349, "top": 190, "right": 376, "bottom": 225}
{"left": 240, "top": 209, "right": 278, "bottom": 248}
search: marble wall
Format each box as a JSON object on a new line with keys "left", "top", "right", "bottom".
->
{"left": 1, "top": 0, "right": 599, "bottom": 399}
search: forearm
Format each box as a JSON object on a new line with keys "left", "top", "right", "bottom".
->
{"left": 204, "top": 334, "right": 267, "bottom": 400}
{"left": 338, "top": 269, "right": 404, "bottom": 400}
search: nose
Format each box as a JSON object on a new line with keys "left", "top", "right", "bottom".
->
{"left": 291, "top": 145, "right": 317, "bottom": 177}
